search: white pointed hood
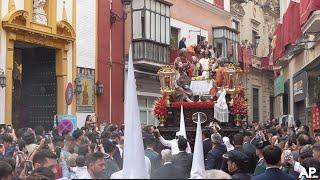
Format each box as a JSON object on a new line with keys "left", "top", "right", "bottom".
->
{"left": 122, "top": 45, "right": 148, "bottom": 179}
{"left": 179, "top": 105, "right": 187, "bottom": 139}
{"left": 190, "top": 113, "right": 205, "bottom": 178}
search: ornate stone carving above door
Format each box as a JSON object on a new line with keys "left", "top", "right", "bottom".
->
{"left": 33, "top": 0, "right": 48, "bottom": 25}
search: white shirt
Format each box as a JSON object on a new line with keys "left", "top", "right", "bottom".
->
{"left": 293, "top": 161, "right": 306, "bottom": 174}
{"left": 78, "top": 170, "right": 93, "bottom": 179}
{"left": 110, "top": 156, "right": 151, "bottom": 179}
{"left": 159, "top": 136, "right": 191, "bottom": 155}
{"left": 145, "top": 156, "right": 151, "bottom": 175}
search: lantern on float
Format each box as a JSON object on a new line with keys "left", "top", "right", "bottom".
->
{"left": 223, "top": 63, "right": 243, "bottom": 96}
{"left": 158, "top": 66, "right": 177, "bottom": 107}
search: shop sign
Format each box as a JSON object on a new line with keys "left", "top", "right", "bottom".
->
{"left": 294, "top": 80, "right": 303, "bottom": 96}
{"left": 293, "top": 71, "right": 307, "bottom": 102}
{"left": 274, "top": 75, "right": 284, "bottom": 96}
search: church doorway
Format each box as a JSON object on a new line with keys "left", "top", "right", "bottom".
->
{"left": 12, "top": 41, "right": 57, "bottom": 130}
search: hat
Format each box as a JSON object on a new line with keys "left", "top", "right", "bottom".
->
{"left": 223, "top": 150, "right": 249, "bottom": 168}
{"left": 211, "top": 133, "right": 222, "bottom": 144}
{"left": 222, "top": 137, "right": 235, "bottom": 151}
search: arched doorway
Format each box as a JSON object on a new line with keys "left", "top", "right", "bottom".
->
{"left": 2, "top": 8, "right": 75, "bottom": 130}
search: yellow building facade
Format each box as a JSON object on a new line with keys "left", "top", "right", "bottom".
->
{"left": 0, "top": 0, "right": 77, "bottom": 128}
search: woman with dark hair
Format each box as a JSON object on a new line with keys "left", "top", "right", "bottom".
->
{"left": 84, "top": 115, "right": 97, "bottom": 132}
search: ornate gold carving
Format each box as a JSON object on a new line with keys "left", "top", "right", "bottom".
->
{"left": 24, "top": 34, "right": 54, "bottom": 46}
{"left": 57, "top": 20, "right": 76, "bottom": 38}
{"left": 30, "top": 22, "right": 52, "bottom": 33}
{"left": 2, "top": 9, "right": 75, "bottom": 43}
{"left": 33, "top": 0, "right": 48, "bottom": 25}
{"left": 2, "top": 10, "right": 29, "bottom": 27}
{"left": 8, "top": 0, "right": 16, "bottom": 12}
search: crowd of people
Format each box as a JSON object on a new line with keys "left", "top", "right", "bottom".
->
{"left": 0, "top": 114, "right": 319, "bottom": 179}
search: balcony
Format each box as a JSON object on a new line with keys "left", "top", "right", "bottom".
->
{"left": 133, "top": 40, "right": 170, "bottom": 71}
{"left": 251, "top": 55, "right": 261, "bottom": 69}
{"left": 252, "top": 55, "right": 273, "bottom": 71}
{"left": 302, "top": 10, "right": 320, "bottom": 34}
{"left": 169, "top": 48, "right": 203, "bottom": 64}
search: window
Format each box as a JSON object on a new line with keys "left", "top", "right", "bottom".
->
{"left": 283, "top": 80, "right": 290, "bottom": 115}
{"left": 252, "top": 30, "right": 258, "bottom": 55}
{"left": 252, "top": 88, "right": 260, "bottom": 122}
{"left": 197, "top": 35, "right": 206, "bottom": 45}
{"left": 138, "top": 96, "right": 159, "bottom": 126}
{"left": 231, "top": 20, "right": 239, "bottom": 31}
{"left": 132, "top": 0, "right": 170, "bottom": 44}
{"left": 132, "top": 0, "right": 171, "bottom": 63}
{"left": 213, "top": 27, "right": 239, "bottom": 63}
{"left": 270, "top": 96, "right": 274, "bottom": 120}
{"left": 170, "top": 27, "right": 179, "bottom": 49}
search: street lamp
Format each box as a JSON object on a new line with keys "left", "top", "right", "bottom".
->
{"left": 74, "top": 77, "right": 82, "bottom": 94}
{"left": 223, "top": 63, "right": 243, "bottom": 96}
{"left": 122, "top": 0, "right": 132, "bottom": 7}
{"left": 96, "top": 81, "right": 104, "bottom": 96}
{"left": 111, "top": 0, "right": 132, "bottom": 25}
{"left": 0, "top": 69, "right": 6, "bottom": 88}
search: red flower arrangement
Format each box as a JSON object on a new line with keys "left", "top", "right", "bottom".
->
{"left": 171, "top": 101, "right": 214, "bottom": 109}
{"left": 153, "top": 97, "right": 168, "bottom": 118}
{"left": 231, "top": 96, "right": 248, "bottom": 116}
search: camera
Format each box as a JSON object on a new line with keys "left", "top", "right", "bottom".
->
{"left": 6, "top": 125, "right": 12, "bottom": 133}
{"left": 44, "top": 133, "right": 51, "bottom": 144}
{"left": 96, "top": 134, "right": 102, "bottom": 145}
{"left": 25, "top": 160, "right": 33, "bottom": 175}
{"left": 56, "top": 147, "right": 61, "bottom": 159}
{"left": 284, "top": 149, "right": 293, "bottom": 161}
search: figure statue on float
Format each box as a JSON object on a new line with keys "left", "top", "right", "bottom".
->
{"left": 172, "top": 57, "right": 194, "bottom": 103}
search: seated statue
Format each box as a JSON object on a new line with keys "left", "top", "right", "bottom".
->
{"left": 172, "top": 59, "right": 194, "bottom": 102}
{"left": 188, "top": 56, "right": 201, "bottom": 77}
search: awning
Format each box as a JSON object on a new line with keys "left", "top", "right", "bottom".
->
{"left": 282, "top": 1, "right": 302, "bottom": 47}
{"left": 273, "top": 24, "right": 284, "bottom": 63}
{"left": 300, "top": 0, "right": 320, "bottom": 26}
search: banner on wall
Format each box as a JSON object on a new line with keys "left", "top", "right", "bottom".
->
{"left": 55, "top": 115, "right": 77, "bottom": 135}
{"left": 274, "top": 75, "right": 284, "bottom": 96}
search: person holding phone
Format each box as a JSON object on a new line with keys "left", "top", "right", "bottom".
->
{"left": 2, "top": 133, "right": 16, "bottom": 157}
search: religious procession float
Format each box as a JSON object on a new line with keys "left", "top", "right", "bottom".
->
{"left": 153, "top": 50, "right": 248, "bottom": 145}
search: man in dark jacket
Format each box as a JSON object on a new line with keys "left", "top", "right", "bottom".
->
{"left": 252, "top": 145, "right": 295, "bottom": 180}
{"left": 102, "top": 139, "right": 120, "bottom": 178}
{"left": 223, "top": 150, "right": 251, "bottom": 180}
{"left": 205, "top": 133, "right": 227, "bottom": 170}
{"left": 144, "top": 134, "right": 161, "bottom": 172}
{"left": 179, "top": 37, "right": 187, "bottom": 49}
{"left": 172, "top": 136, "right": 193, "bottom": 178}
{"left": 151, "top": 149, "right": 185, "bottom": 179}
{"left": 202, "top": 127, "right": 212, "bottom": 160}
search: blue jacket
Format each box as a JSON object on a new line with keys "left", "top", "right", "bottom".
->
{"left": 205, "top": 143, "right": 227, "bottom": 170}
{"left": 251, "top": 167, "right": 295, "bottom": 180}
